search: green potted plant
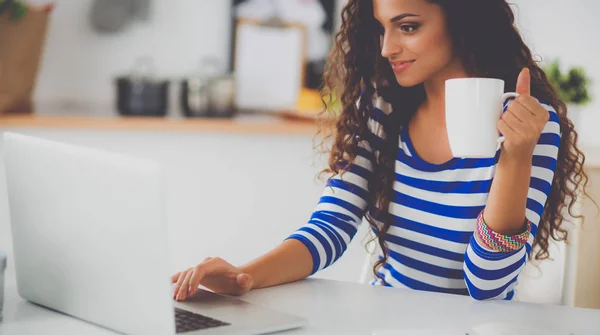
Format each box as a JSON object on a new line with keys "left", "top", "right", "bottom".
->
{"left": 0, "top": 0, "right": 28, "bottom": 21}
{"left": 543, "top": 59, "right": 592, "bottom": 127}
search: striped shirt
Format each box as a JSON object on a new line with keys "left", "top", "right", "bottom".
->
{"left": 287, "top": 93, "right": 561, "bottom": 301}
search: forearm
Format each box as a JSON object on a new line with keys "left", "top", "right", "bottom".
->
{"left": 464, "top": 100, "right": 561, "bottom": 300}
{"left": 239, "top": 127, "right": 374, "bottom": 290}
{"left": 464, "top": 152, "right": 533, "bottom": 300}
{"left": 483, "top": 152, "right": 532, "bottom": 235}
{"left": 240, "top": 239, "right": 313, "bottom": 289}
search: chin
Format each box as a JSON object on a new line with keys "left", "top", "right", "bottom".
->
{"left": 392, "top": 69, "right": 427, "bottom": 87}
{"left": 394, "top": 75, "right": 423, "bottom": 88}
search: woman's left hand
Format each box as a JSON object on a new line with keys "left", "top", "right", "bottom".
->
{"left": 497, "top": 68, "right": 550, "bottom": 161}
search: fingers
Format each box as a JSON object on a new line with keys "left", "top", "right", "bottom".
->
{"left": 173, "top": 268, "right": 192, "bottom": 300}
{"left": 510, "top": 99, "right": 541, "bottom": 134}
{"left": 504, "top": 102, "right": 526, "bottom": 123}
{"left": 186, "top": 257, "right": 215, "bottom": 296}
{"left": 497, "top": 117, "right": 517, "bottom": 142}
{"left": 187, "top": 266, "right": 205, "bottom": 297}
{"left": 499, "top": 104, "right": 541, "bottom": 152}
{"left": 171, "top": 272, "right": 182, "bottom": 284}
{"left": 502, "top": 105, "right": 529, "bottom": 134}
{"left": 513, "top": 96, "right": 542, "bottom": 119}
{"left": 176, "top": 271, "right": 194, "bottom": 301}
{"left": 514, "top": 96, "right": 550, "bottom": 123}
{"left": 174, "top": 258, "right": 232, "bottom": 300}
{"left": 511, "top": 97, "right": 535, "bottom": 118}
{"left": 516, "top": 67, "right": 531, "bottom": 96}
{"left": 172, "top": 258, "right": 254, "bottom": 299}
{"left": 507, "top": 97, "right": 550, "bottom": 137}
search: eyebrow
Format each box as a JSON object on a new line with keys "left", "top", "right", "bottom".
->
{"left": 390, "top": 13, "right": 420, "bottom": 22}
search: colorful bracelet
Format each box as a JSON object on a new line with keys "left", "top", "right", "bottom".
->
{"left": 476, "top": 210, "right": 531, "bottom": 252}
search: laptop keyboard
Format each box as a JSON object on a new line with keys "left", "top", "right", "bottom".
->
{"left": 174, "top": 307, "right": 231, "bottom": 333}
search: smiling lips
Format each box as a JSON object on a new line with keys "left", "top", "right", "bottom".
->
{"left": 390, "top": 60, "right": 415, "bottom": 73}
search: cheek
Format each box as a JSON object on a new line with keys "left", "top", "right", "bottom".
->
{"left": 411, "top": 29, "right": 454, "bottom": 66}
{"left": 434, "top": 33, "right": 455, "bottom": 63}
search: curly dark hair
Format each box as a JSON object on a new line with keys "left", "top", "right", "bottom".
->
{"left": 317, "top": 0, "right": 589, "bottom": 283}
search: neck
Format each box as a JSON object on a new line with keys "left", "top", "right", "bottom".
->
{"left": 421, "top": 58, "right": 469, "bottom": 119}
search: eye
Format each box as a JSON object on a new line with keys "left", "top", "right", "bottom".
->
{"left": 399, "top": 24, "right": 419, "bottom": 33}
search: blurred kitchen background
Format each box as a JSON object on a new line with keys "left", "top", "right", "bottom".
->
{"left": 12, "top": 0, "right": 345, "bottom": 118}
{"left": 1, "top": 0, "right": 599, "bottom": 309}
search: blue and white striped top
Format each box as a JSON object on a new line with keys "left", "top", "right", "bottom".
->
{"left": 288, "top": 93, "right": 561, "bottom": 301}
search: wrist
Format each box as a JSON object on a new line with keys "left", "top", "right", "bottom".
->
{"left": 477, "top": 210, "right": 531, "bottom": 252}
{"left": 499, "top": 149, "right": 533, "bottom": 168}
{"left": 239, "top": 262, "right": 260, "bottom": 289}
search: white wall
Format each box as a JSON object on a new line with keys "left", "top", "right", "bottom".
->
{"left": 510, "top": 0, "right": 600, "bottom": 146}
{"left": 34, "top": 0, "right": 233, "bottom": 109}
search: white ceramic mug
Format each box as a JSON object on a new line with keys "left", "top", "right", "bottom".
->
{"left": 445, "top": 78, "right": 519, "bottom": 158}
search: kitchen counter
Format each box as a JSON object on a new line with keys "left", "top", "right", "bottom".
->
{"left": 0, "top": 113, "right": 318, "bottom": 136}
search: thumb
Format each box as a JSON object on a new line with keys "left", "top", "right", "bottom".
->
{"left": 516, "top": 67, "right": 531, "bottom": 95}
{"left": 236, "top": 273, "right": 254, "bottom": 291}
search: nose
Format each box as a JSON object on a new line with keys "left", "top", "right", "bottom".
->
{"left": 380, "top": 31, "right": 401, "bottom": 59}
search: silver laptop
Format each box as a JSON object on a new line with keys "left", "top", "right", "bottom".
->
{"left": 2, "top": 132, "right": 307, "bottom": 335}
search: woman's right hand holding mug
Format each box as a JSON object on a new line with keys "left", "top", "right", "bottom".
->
{"left": 171, "top": 257, "right": 254, "bottom": 301}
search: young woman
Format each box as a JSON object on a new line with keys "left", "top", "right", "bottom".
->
{"left": 172, "top": 0, "right": 588, "bottom": 301}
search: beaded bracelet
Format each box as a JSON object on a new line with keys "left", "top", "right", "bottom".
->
{"left": 476, "top": 210, "right": 531, "bottom": 252}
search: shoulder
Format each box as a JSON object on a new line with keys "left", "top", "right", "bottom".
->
{"left": 372, "top": 92, "right": 393, "bottom": 116}
{"left": 540, "top": 101, "right": 560, "bottom": 123}
{"left": 363, "top": 90, "right": 393, "bottom": 140}
{"left": 539, "top": 101, "right": 561, "bottom": 136}
{"left": 534, "top": 101, "right": 562, "bottom": 152}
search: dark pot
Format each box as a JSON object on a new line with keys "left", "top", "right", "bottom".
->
{"left": 116, "top": 76, "right": 169, "bottom": 117}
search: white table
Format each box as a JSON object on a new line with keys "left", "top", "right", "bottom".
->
{"left": 2, "top": 277, "right": 600, "bottom": 335}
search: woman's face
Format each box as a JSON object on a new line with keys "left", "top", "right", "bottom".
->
{"left": 373, "top": 0, "right": 461, "bottom": 87}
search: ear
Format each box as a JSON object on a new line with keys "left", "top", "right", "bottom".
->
{"left": 516, "top": 68, "right": 531, "bottom": 95}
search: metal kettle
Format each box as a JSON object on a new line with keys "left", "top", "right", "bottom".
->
{"left": 180, "top": 58, "right": 235, "bottom": 118}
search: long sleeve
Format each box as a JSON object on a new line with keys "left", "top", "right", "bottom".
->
{"left": 287, "top": 101, "right": 389, "bottom": 275}
{"left": 463, "top": 103, "right": 561, "bottom": 300}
